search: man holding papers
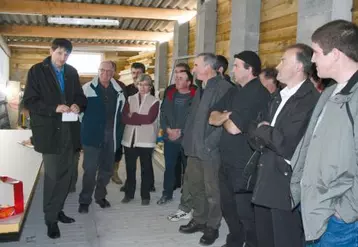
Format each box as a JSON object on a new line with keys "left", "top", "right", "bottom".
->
{"left": 23, "top": 39, "right": 87, "bottom": 239}
{"left": 78, "top": 61, "right": 126, "bottom": 214}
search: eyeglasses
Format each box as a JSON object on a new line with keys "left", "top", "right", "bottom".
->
{"left": 99, "top": 68, "right": 114, "bottom": 74}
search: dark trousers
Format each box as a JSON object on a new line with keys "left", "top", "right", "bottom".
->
{"left": 122, "top": 148, "right": 155, "bottom": 190}
{"left": 186, "top": 156, "right": 221, "bottom": 229}
{"left": 178, "top": 163, "right": 192, "bottom": 213}
{"left": 42, "top": 124, "right": 74, "bottom": 224}
{"left": 254, "top": 205, "right": 304, "bottom": 247}
{"left": 174, "top": 150, "right": 184, "bottom": 188}
{"left": 162, "top": 141, "right": 187, "bottom": 198}
{"left": 114, "top": 144, "right": 123, "bottom": 162}
{"left": 219, "top": 165, "right": 256, "bottom": 247}
{"left": 70, "top": 150, "right": 80, "bottom": 191}
{"left": 79, "top": 130, "right": 114, "bottom": 205}
{"left": 124, "top": 146, "right": 154, "bottom": 200}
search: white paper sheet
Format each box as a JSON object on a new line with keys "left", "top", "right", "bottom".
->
{"left": 62, "top": 112, "right": 78, "bottom": 122}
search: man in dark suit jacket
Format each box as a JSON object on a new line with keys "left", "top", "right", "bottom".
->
{"left": 23, "top": 38, "right": 87, "bottom": 239}
{"left": 249, "top": 44, "right": 320, "bottom": 247}
{"left": 180, "top": 53, "right": 232, "bottom": 246}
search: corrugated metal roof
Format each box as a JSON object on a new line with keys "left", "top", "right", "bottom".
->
{"left": 39, "top": 0, "right": 197, "bottom": 10}
{"left": 5, "top": 36, "right": 156, "bottom": 45}
{"left": 0, "top": 14, "right": 175, "bottom": 32}
{"left": 0, "top": 0, "right": 196, "bottom": 45}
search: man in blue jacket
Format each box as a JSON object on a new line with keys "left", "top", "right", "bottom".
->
{"left": 78, "top": 61, "right": 126, "bottom": 214}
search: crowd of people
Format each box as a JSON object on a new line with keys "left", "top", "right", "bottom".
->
{"left": 22, "top": 19, "right": 358, "bottom": 247}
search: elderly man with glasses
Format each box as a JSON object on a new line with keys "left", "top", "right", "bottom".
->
{"left": 78, "top": 60, "right": 126, "bottom": 214}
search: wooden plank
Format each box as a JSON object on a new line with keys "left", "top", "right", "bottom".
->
{"left": 260, "top": 52, "right": 283, "bottom": 68}
{"left": 262, "top": 0, "right": 289, "bottom": 10}
{"left": 259, "top": 38, "right": 296, "bottom": 55}
{"left": 2, "top": 0, "right": 196, "bottom": 21}
{"left": 260, "top": 13, "right": 297, "bottom": 32}
{"left": 353, "top": 0, "right": 358, "bottom": 10}
{"left": 127, "top": 52, "right": 155, "bottom": 63}
{"left": 0, "top": 25, "right": 173, "bottom": 42}
{"left": 259, "top": 25, "right": 297, "bottom": 43}
{"left": 260, "top": 0, "right": 298, "bottom": 23}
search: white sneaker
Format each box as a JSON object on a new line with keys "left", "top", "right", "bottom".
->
{"left": 167, "top": 209, "right": 192, "bottom": 222}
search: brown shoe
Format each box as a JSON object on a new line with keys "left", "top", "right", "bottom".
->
{"left": 111, "top": 162, "right": 123, "bottom": 184}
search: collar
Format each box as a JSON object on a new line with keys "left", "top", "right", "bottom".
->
{"left": 280, "top": 79, "right": 305, "bottom": 98}
{"left": 204, "top": 75, "right": 222, "bottom": 89}
{"left": 339, "top": 70, "right": 358, "bottom": 95}
{"left": 89, "top": 75, "right": 123, "bottom": 93}
{"left": 51, "top": 63, "right": 64, "bottom": 74}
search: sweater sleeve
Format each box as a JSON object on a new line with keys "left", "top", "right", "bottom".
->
{"left": 122, "top": 101, "right": 159, "bottom": 125}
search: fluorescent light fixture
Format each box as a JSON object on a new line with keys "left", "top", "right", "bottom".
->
{"left": 47, "top": 17, "right": 120, "bottom": 26}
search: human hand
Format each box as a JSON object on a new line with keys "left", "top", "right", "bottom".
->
{"left": 56, "top": 104, "right": 70, "bottom": 113}
{"left": 70, "top": 104, "right": 80, "bottom": 114}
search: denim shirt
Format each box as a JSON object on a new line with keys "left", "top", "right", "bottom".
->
{"left": 52, "top": 63, "right": 65, "bottom": 93}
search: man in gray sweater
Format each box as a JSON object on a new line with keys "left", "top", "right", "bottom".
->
{"left": 180, "top": 53, "right": 232, "bottom": 246}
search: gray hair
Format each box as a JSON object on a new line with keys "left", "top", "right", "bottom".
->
{"left": 196, "top": 53, "right": 217, "bottom": 70}
{"left": 136, "top": 74, "right": 153, "bottom": 87}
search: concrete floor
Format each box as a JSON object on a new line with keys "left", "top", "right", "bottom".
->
{"left": 2, "top": 157, "right": 228, "bottom": 247}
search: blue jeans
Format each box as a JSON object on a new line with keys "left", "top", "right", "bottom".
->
{"left": 162, "top": 140, "right": 186, "bottom": 199}
{"left": 307, "top": 216, "right": 358, "bottom": 247}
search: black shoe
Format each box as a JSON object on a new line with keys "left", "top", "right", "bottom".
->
{"left": 57, "top": 211, "right": 75, "bottom": 224}
{"left": 157, "top": 196, "right": 173, "bottom": 205}
{"left": 78, "top": 204, "right": 89, "bottom": 214}
{"left": 46, "top": 222, "right": 60, "bottom": 239}
{"left": 141, "top": 199, "right": 150, "bottom": 206}
{"left": 199, "top": 227, "right": 219, "bottom": 246}
{"left": 150, "top": 186, "right": 156, "bottom": 192}
{"left": 121, "top": 196, "right": 133, "bottom": 204}
{"left": 120, "top": 185, "right": 127, "bottom": 192}
{"left": 95, "top": 199, "right": 111, "bottom": 208}
{"left": 179, "top": 219, "right": 206, "bottom": 234}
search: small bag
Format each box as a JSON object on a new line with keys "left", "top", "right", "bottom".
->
{"left": 0, "top": 176, "right": 24, "bottom": 219}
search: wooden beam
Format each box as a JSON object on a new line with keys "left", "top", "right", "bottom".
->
{"left": 0, "top": 35, "right": 11, "bottom": 57}
{"left": 1, "top": 0, "right": 197, "bottom": 21}
{"left": 7, "top": 41, "right": 156, "bottom": 52}
{"left": 0, "top": 25, "right": 173, "bottom": 42}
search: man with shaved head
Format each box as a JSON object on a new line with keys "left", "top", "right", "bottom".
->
{"left": 78, "top": 60, "right": 126, "bottom": 214}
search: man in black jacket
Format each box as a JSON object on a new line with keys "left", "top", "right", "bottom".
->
{"left": 23, "top": 39, "right": 87, "bottom": 239}
{"left": 249, "top": 44, "right": 320, "bottom": 247}
{"left": 209, "top": 51, "right": 270, "bottom": 247}
{"left": 180, "top": 53, "right": 232, "bottom": 246}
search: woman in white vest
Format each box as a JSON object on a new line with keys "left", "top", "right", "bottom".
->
{"left": 121, "top": 74, "right": 160, "bottom": 205}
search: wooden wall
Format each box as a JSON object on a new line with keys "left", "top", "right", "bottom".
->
{"left": 119, "top": 51, "right": 155, "bottom": 85}
{"left": 216, "top": 0, "right": 231, "bottom": 58}
{"left": 167, "top": 39, "right": 174, "bottom": 83}
{"left": 188, "top": 17, "right": 197, "bottom": 68}
{"left": 9, "top": 48, "right": 136, "bottom": 86}
{"left": 353, "top": 0, "right": 358, "bottom": 24}
{"left": 10, "top": 48, "right": 48, "bottom": 85}
{"left": 259, "top": 0, "right": 298, "bottom": 68}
